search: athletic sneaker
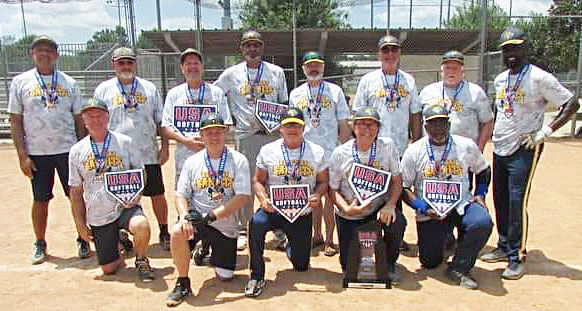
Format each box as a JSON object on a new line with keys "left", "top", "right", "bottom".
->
{"left": 135, "top": 257, "right": 155, "bottom": 282}
{"left": 445, "top": 267, "right": 478, "bottom": 289}
{"left": 119, "top": 229, "right": 134, "bottom": 256}
{"left": 480, "top": 247, "right": 508, "bottom": 263}
{"left": 273, "top": 230, "right": 287, "bottom": 251}
{"left": 159, "top": 232, "right": 171, "bottom": 251}
{"left": 501, "top": 261, "right": 525, "bottom": 280}
{"left": 244, "top": 279, "right": 266, "bottom": 297}
{"left": 192, "top": 246, "right": 210, "bottom": 266}
{"left": 77, "top": 238, "right": 91, "bottom": 259}
{"left": 31, "top": 240, "right": 47, "bottom": 265}
{"left": 166, "top": 279, "right": 192, "bottom": 307}
{"left": 237, "top": 234, "right": 248, "bottom": 251}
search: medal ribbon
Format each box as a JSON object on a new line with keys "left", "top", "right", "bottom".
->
{"left": 186, "top": 82, "right": 205, "bottom": 105}
{"left": 204, "top": 147, "right": 228, "bottom": 190}
{"left": 505, "top": 64, "right": 529, "bottom": 106}
{"left": 426, "top": 135, "right": 453, "bottom": 174}
{"left": 117, "top": 78, "right": 139, "bottom": 109}
{"left": 352, "top": 140, "right": 377, "bottom": 167}
{"left": 90, "top": 132, "right": 112, "bottom": 174}
{"left": 306, "top": 81, "right": 325, "bottom": 115}
{"left": 246, "top": 62, "right": 264, "bottom": 97}
{"left": 382, "top": 70, "right": 400, "bottom": 105}
{"left": 281, "top": 140, "right": 305, "bottom": 183}
{"left": 35, "top": 69, "right": 58, "bottom": 104}
{"left": 441, "top": 80, "right": 465, "bottom": 112}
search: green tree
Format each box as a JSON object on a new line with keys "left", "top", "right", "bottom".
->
{"left": 86, "top": 26, "right": 128, "bottom": 49}
{"left": 239, "top": 0, "right": 349, "bottom": 29}
{"left": 444, "top": 1, "right": 511, "bottom": 30}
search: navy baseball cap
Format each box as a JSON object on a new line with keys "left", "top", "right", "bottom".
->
{"left": 378, "top": 35, "right": 401, "bottom": 49}
{"left": 81, "top": 98, "right": 108, "bottom": 114}
{"left": 442, "top": 50, "right": 464, "bottom": 65}
{"left": 302, "top": 51, "right": 324, "bottom": 65}
{"left": 423, "top": 105, "right": 449, "bottom": 122}
{"left": 200, "top": 112, "right": 228, "bottom": 130}
{"left": 500, "top": 27, "right": 527, "bottom": 47}
{"left": 31, "top": 35, "right": 58, "bottom": 50}
{"left": 280, "top": 107, "right": 305, "bottom": 126}
{"left": 354, "top": 107, "right": 381, "bottom": 124}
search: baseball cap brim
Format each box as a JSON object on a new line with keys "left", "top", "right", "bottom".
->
{"left": 354, "top": 116, "right": 380, "bottom": 123}
{"left": 200, "top": 123, "right": 228, "bottom": 130}
{"left": 180, "top": 49, "right": 203, "bottom": 63}
{"left": 424, "top": 114, "right": 449, "bottom": 122}
{"left": 442, "top": 58, "right": 464, "bottom": 64}
{"left": 281, "top": 117, "right": 305, "bottom": 126}
{"left": 81, "top": 106, "right": 108, "bottom": 114}
{"left": 241, "top": 38, "right": 263, "bottom": 45}
{"left": 303, "top": 59, "right": 324, "bottom": 65}
{"left": 379, "top": 42, "right": 400, "bottom": 49}
{"left": 500, "top": 39, "right": 525, "bottom": 47}
{"left": 113, "top": 55, "right": 136, "bottom": 61}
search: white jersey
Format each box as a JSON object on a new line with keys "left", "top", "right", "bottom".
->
{"left": 68, "top": 132, "right": 141, "bottom": 227}
{"left": 93, "top": 76, "right": 163, "bottom": 166}
{"left": 329, "top": 137, "right": 401, "bottom": 220}
{"left": 419, "top": 81, "right": 493, "bottom": 143}
{"left": 352, "top": 68, "right": 422, "bottom": 156}
{"left": 161, "top": 82, "right": 232, "bottom": 180}
{"left": 492, "top": 65, "right": 573, "bottom": 156}
{"left": 256, "top": 138, "right": 328, "bottom": 215}
{"left": 176, "top": 147, "right": 251, "bottom": 238}
{"left": 8, "top": 68, "right": 82, "bottom": 155}
{"left": 401, "top": 135, "right": 489, "bottom": 222}
{"left": 289, "top": 81, "right": 350, "bottom": 155}
{"left": 214, "top": 61, "right": 288, "bottom": 139}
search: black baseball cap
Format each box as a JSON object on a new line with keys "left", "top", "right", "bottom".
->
{"left": 30, "top": 35, "right": 58, "bottom": 50}
{"left": 500, "top": 27, "right": 527, "bottom": 47}
{"left": 241, "top": 30, "right": 263, "bottom": 45}
{"left": 200, "top": 112, "right": 228, "bottom": 130}
{"left": 302, "top": 51, "right": 324, "bottom": 65}
{"left": 180, "top": 48, "right": 203, "bottom": 64}
{"left": 81, "top": 98, "right": 108, "bottom": 114}
{"left": 423, "top": 105, "right": 449, "bottom": 122}
{"left": 378, "top": 35, "right": 401, "bottom": 49}
{"left": 111, "top": 47, "right": 136, "bottom": 62}
{"left": 354, "top": 107, "right": 381, "bottom": 124}
{"left": 442, "top": 50, "right": 464, "bottom": 65}
{"left": 280, "top": 107, "right": 305, "bottom": 126}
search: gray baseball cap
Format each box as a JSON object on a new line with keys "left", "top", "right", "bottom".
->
{"left": 111, "top": 47, "right": 136, "bottom": 62}
{"left": 81, "top": 98, "right": 108, "bottom": 114}
{"left": 354, "top": 107, "right": 381, "bottom": 124}
{"left": 378, "top": 35, "right": 401, "bottom": 49}
{"left": 180, "top": 48, "right": 203, "bottom": 64}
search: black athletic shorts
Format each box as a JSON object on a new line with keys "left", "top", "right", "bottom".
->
{"left": 142, "top": 164, "right": 165, "bottom": 196}
{"left": 188, "top": 224, "right": 237, "bottom": 271}
{"left": 29, "top": 153, "right": 69, "bottom": 201}
{"left": 91, "top": 206, "right": 144, "bottom": 265}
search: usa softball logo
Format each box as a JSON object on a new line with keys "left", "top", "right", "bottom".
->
{"left": 269, "top": 184, "right": 310, "bottom": 223}
{"left": 255, "top": 99, "right": 288, "bottom": 133}
{"left": 422, "top": 180, "right": 462, "bottom": 218}
{"left": 173, "top": 105, "right": 216, "bottom": 136}
{"left": 104, "top": 169, "right": 145, "bottom": 206}
{"left": 348, "top": 163, "right": 391, "bottom": 205}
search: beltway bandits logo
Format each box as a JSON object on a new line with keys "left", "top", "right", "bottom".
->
{"left": 173, "top": 105, "right": 216, "bottom": 136}
{"left": 104, "top": 169, "right": 145, "bottom": 206}
{"left": 422, "top": 180, "right": 462, "bottom": 217}
{"left": 348, "top": 163, "right": 391, "bottom": 205}
{"left": 269, "top": 184, "right": 310, "bottom": 223}
{"left": 255, "top": 99, "right": 288, "bottom": 133}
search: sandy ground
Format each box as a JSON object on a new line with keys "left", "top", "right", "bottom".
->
{"left": 0, "top": 140, "right": 581, "bottom": 311}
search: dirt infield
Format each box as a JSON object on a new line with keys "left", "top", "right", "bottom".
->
{"left": 0, "top": 140, "right": 581, "bottom": 311}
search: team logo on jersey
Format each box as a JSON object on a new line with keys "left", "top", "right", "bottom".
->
{"left": 422, "top": 180, "right": 462, "bottom": 218}
{"left": 270, "top": 184, "right": 310, "bottom": 223}
{"left": 348, "top": 163, "right": 391, "bottom": 205}
{"left": 255, "top": 100, "right": 288, "bottom": 133}
{"left": 240, "top": 81, "right": 275, "bottom": 97}
{"left": 104, "top": 169, "right": 145, "bottom": 206}
{"left": 173, "top": 105, "right": 216, "bottom": 136}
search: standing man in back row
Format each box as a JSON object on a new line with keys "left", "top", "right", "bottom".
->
{"left": 214, "top": 30, "right": 289, "bottom": 250}
{"left": 480, "top": 28, "right": 579, "bottom": 280}
{"left": 94, "top": 47, "right": 171, "bottom": 250}
{"left": 289, "top": 51, "right": 351, "bottom": 256}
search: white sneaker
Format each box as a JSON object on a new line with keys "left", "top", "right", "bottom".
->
{"left": 237, "top": 235, "right": 247, "bottom": 251}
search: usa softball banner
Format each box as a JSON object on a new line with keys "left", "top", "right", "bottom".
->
{"left": 173, "top": 105, "right": 216, "bottom": 136}
{"left": 255, "top": 99, "right": 288, "bottom": 133}
{"left": 104, "top": 169, "right": 145, "bottom": 206}
{"left": 269, "top": 184, "right": 310, "bottom": 223}
{"left": 422, "top": 180, "right": 463, "bottom": 218}
{"left": 348, "top": 163, "right": 391, "bottom": 205}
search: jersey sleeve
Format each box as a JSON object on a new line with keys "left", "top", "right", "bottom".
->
{"left": 70, "top": 80, "right": 83, "bottom": 115}
{"left": 352, "top": 76, "right": 368, "bottom": 113}
{"left": 216, "top": 88, "right": 233, "bottom": 125}
{"left": 328, "top": 148, "right": 343, "bottom": 190}
{"left": 400, "top": 147, "right": 417, "bottom": 189}
{"left": 232, "top": 154, "right": 252, "bottom": 196}
{"left": 7, "top": 78, "right": 23, "bottom": 115}
{"left": 386, "top": 141, "right": 402, "bottom": 176}
{"left": 68, "top": 147, "right": 83, "bottom": 187}
{"left": 409, "top": 83, "right": 422, "bottom": 114}
{"left": 336, "top": 87, "right": 350, "bottom": 120}
{"left": 255, "top": 146, "right": 268, "bottom": 170}
{"left": 161, "top": 90, "right": 175, "bottom": 128}
{"left": 176, "top": 159, "right": 194, "bottom": 198}
{"left": 277, "top": 68, "right": 289, "bottom": 104}
{"left": 540, "top": 72, "right": 574, "bottom": 109}
{"left": 475, "top": 87, "right": 494, "bottom": 123}
{"left": 213, "top": 70, "right": 231, "bottom": 95}
{"left": 152, "top": 87, "right": 164, "bottom": 126}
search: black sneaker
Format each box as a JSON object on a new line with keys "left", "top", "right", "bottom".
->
{"left": 119, "top": 229, "right": 134, "bottom": 256}
{"left": 166, "top": 280, "right": 192, "bottom": 307}
{"left": 501, "top": 261, "right": 525, "bottom": 280}
{"left": 159, "top": 232, "right": 170, "bottom": 251}
{"left": 445, "top": 267, "right": 478, "bottom": 289}
{"left": 244, "top": 279, "right": 266, "bottom": 297}
{"left": 193, "top": 246, "right": 210, "bottom": 266}
{"left": 135, "top": 257, "right": 155, "bottom": 283}
{"left": 480, "top": 247, "right": 508, "bottom": 263}
{"left": 77, "top": 238, "right": 91, "bottom": 259}
{"left": 31, "top": 240, "right": 47, "bottom": 265}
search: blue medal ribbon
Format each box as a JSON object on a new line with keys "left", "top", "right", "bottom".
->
{"left": 186, "top": 82, "right": 205, "bottom": 105}
{"left": 382, "top": 70, "right": 400, "bottom": 106}
{"left": 441, "top": 80, "right": 465, "bottom": 112}
{"left": 35, "top": 69, "right": 59, "bottom": 105}
{"left": 117, "top": 78, "right": 139, "bottom": 110}
{"left": 246, "top": 62, "right": 264, "bottom": 98}
{"left": 352, "top": 140, "right": 377, "bottom": 167}
{"left": 90, "top": 132, "right": 112, "bottom": 174}
{"left": 306, "top": 81, "right": 325, "bottom": 115}
{"left": 426, "top": 135, "right": 453, "bottom": 176}
{"left": 204, "top": 147, "right": 228, "bottom": 194}
{"left": 504, "top": 64, "right": 530, "bottom": 107}
{"left": 281, "top": 140, "right": 305, "bottom": 184}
